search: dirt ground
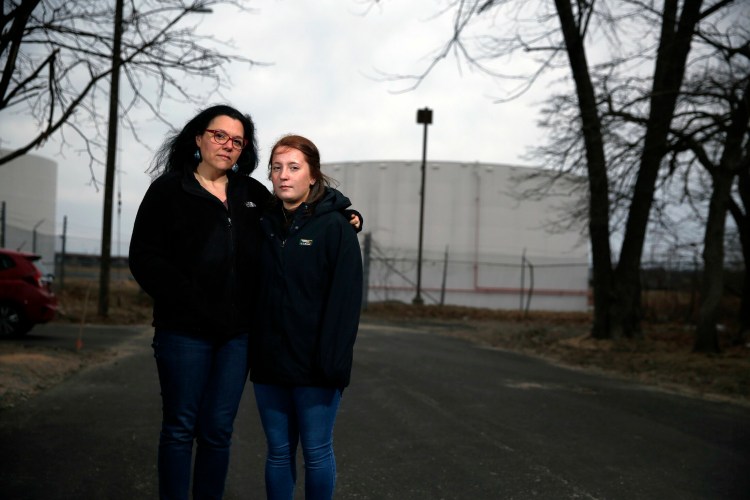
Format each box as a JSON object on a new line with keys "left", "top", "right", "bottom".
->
{"left": 0, "top": 344, "right": 117, "bottom": 409}
{"left": 0, "top": 280, "right": 148, "bottom": 410}
{"left": 1, "top": 282, "right": 748, "bottom": 409}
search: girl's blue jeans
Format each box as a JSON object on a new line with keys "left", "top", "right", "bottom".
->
{"left": 253, "top": 383, "right": 342, "bottom": 500}
{"left": 152, "top": 329, "right": 249, "bottom": 500}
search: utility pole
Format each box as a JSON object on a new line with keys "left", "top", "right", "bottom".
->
{"left": 98, "top": 0, "right": 124, "bottom": 316}
{"left": 413, "top": 107, "right": 432, "bottom": 305}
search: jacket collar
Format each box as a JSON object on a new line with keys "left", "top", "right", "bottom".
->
{"left": 181, "top": 168, "right": 237, "bottom": 201}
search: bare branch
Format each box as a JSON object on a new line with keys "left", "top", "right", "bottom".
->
{"left": 0, "top": 0, "right": 265, "bottom": 169}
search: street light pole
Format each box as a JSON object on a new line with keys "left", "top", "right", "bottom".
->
{"left": 413, "top": 107, "right": 433, "bottom": 305}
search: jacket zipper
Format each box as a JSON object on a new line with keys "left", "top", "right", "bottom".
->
{"left": 227, "top": 211, "right": 239, "bottom": 326}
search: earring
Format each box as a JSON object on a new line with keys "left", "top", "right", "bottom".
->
{"left": 194, "top": 149, "right": 201, "bottom": 161}
{"left": 232, "top": 163, "right": 239, "bottom": 172}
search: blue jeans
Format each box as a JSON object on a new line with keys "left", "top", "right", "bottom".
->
{"left": 253, "top": 384, "right": 342, "bottom": 500}
{"left": 152, "top": 330, "right": 249, "bottom": 500}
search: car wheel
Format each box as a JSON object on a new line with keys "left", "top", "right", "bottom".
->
{"left": 0, "top": 303, "right": 29, "bottom": 337}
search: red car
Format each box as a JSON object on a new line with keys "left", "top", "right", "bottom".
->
{"left": 0, "top": 249, "right": 59, "bottom": 336}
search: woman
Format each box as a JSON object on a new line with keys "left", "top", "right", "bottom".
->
{"left": 129, "top": 106, "right": 359, "bottom": 499}
{"left": 250, "top": 134, "right": 363, "bottom": 500}
{"left": 130, "top": 104, "right": 265, "bottom": 499}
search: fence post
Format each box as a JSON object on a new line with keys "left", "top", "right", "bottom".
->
{"left": 1, "top": 200, "right": 5, "bottom": 248}
{"left": 32, "top": 219, "right": 44, "bottom": 254}
{"left": 440, "top": 245, "right": 449, "bottom": 306}
{"left": 520, "top": 248, "right": 526, "bottom": 311}
{"left": 59, "top": 215, "right": 67, "bottom": 291}
{"left": 524, "top": 257, "right": 534, "bottom": 317}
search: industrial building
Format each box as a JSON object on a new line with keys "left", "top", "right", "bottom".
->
{"left": 324, "top": 161, "right": 590, "bottom": 311}
{"left": 0, "top": 150, "right": 58, "bottom": 270}
{"left": 0, "top": 150, "right": 590, "bottom": 311}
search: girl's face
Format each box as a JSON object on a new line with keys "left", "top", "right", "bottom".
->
{"left": 195, "top": 115, "right": 245, "bottom": 174}
{"left": 270, "top": 146, "right": 315, "bottom": 210}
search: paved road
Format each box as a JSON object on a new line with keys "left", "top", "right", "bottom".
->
{"left": 0, "top": 321, "right": 748, "bottom": 499}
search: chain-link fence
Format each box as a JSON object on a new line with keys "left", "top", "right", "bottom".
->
{"left": 640, "top": 259, "right": 743, "bottom": 323}
{"left": 359, "top": 234, "right": 743, "bottom": 319}
{"left": 5, "top": 219, "right": 741, "bottom": 319}
{"left": 0, "top": 223, "right": 56, "bottom": 266}
{"left": 360, "top": 233, "right": 591, "bottom": 312}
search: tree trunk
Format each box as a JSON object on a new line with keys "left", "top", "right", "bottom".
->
{"left": 694, "top": 170, "right": 734, "bottom": 352}
{"left": 553, "top": 0, "right": 613, "bottom": 338}
{"left": 609, "top": 274, "right": 643, "bottom": 339}
{"left": 731, "top": 196, "right": 750, "bottom": 344}
{"left": 735, "top": 180, "right": 750, "bottom": 345}
{"left": 736, "top": 254, "right": 750, "bottom": 346}
{"left": 611, "top": 0, "right": 704, "bottom": 338}
{"left": 695, "top": 70, "right": 750, "bottom": 351}
{"left": 724, "top": 112, "right": 750, "bottom": 346}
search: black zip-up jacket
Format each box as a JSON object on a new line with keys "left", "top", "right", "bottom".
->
{"left": 129, "top": 169, "right": 271, "bottom": 338}
{"left": 250, "top": 188, "right": 364, "bottom": 389}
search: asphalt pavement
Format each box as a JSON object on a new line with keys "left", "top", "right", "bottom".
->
{"left": 0, "top": 321, "right": 748, "bottom": 499}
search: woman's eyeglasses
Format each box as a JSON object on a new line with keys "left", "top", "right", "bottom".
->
{"left": 205, "top": 129, "right": 248, "bottom": 150}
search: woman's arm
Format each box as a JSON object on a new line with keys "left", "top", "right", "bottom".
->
{"left": 128, "top": 181, "right": 198, "bottom": 306}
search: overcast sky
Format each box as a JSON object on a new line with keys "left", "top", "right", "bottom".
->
{"left": 3, "top": 0, "right": 553, "bottom": 254}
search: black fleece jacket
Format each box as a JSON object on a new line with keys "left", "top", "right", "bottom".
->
{"left": 129, "top": 169, "right": 271, "bottom": 338}
{"left": 250, "top": 188, "right": 364, "bottom": 389}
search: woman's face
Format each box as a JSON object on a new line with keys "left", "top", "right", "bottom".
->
{"left": 195, "top": 115, "right": 245, "bottom": 173}
{"left": 270, "top": 146, "right": 315, "bottom": 210}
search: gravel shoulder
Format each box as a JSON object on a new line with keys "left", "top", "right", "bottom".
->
{"left": 0, "top": 342, "right": 117, "bottom": 409}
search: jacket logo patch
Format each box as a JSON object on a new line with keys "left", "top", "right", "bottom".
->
{"left": 299, "top": 239, "right": 313, "bottom": 246}
{"left": 245, "top": 201, "right": 256, "bottom": 208}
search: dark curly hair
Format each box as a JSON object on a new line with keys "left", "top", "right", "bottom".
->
{"left": 148, "top": 104, "right": 259, "bottom": 179}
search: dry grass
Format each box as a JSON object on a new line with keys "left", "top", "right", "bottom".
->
{"left": 54, "top": 278, "right": 153, "bottom": 325}
{"left": 0, "top": 347, "right": 116, "bottom": 408}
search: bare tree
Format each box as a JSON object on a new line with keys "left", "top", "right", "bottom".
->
{"left": 668, "top": 42, "right": 749, "bottom": 351}
{"left": 533, "top": 10, "right": 749, "bottom": 351}
{"left": 730, "top": 165, "right": 750, "bottom": 344}
{"left": 1, "top": 0, "right": 260, "bottom": 182}
{"left": 363, "top": 0, "right": 741, "bottom": 340}
{"left": 2, "top": 0, "right": 262, "bottom": 316}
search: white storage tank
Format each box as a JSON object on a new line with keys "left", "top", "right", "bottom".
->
{"left": 324, "top": 160, "right": 590, "bottom": 311}
{"left": 0, "top": 150, "right": 58, "bottom": 270}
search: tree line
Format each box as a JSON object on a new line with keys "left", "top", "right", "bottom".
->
{"left": 365, "top": 0, "right": 749, "bottom": 352}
